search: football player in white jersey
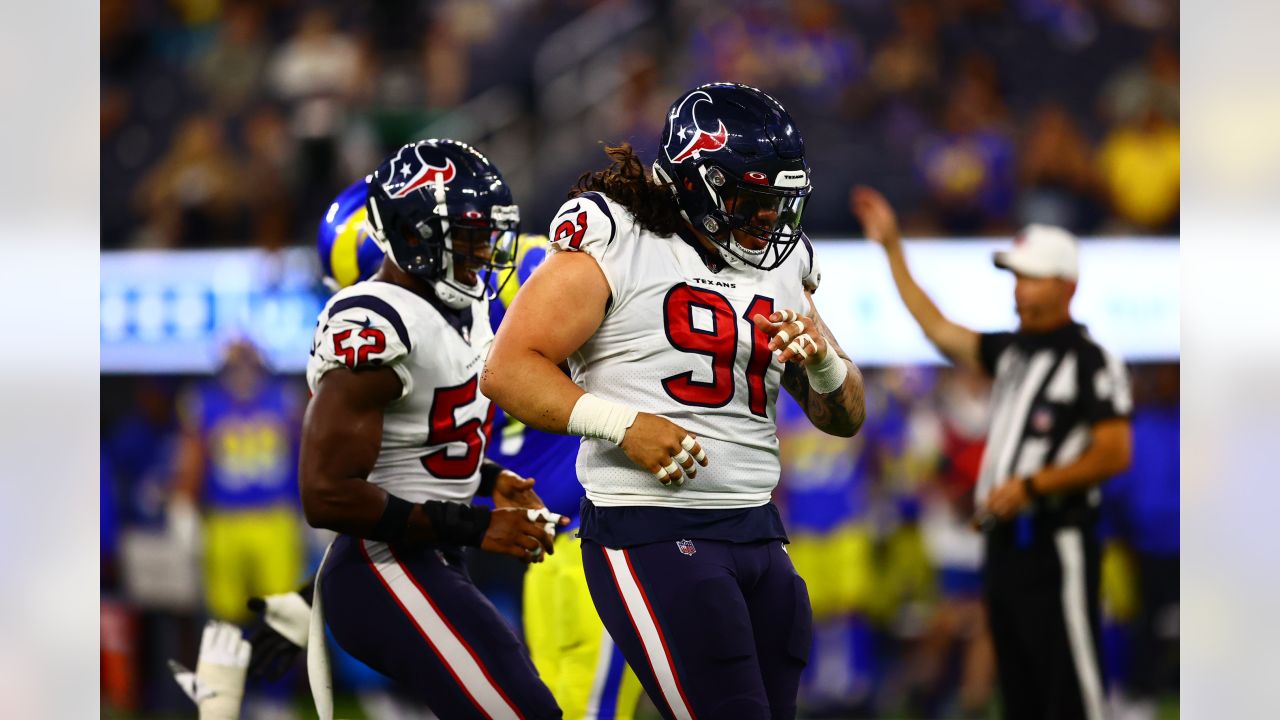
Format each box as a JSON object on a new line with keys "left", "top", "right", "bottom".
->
{"left": 482, "top": 84, "right": 866, "bottom": 718}
{"left": 300, "top": 139, "right": 565, "bottom": 718}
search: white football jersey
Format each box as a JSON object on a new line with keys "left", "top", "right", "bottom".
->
{"left": 550, "top": 192, "right": 821, "bottom": 509}
{"left": 306, "top": 280, "right": 495, "bottom": 503}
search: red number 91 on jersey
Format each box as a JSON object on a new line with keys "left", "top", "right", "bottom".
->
{"left": 660, "top": 283, "right": 774, "bottom": 418}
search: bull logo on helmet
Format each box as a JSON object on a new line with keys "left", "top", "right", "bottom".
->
{"left": 665, "top": 90, "right": 729, "bottom": 164}
{"left": 383, "top": 145, "right": 457, "bottom": 199}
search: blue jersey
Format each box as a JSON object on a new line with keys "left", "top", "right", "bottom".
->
{"left": 483, "top": 235, "right": 585, "bottom": 521}
{"left": 1102, "top": 405, "right": 1179, "bottom": 554}
{"left": 776, "top": 392, "right": 871, "bottom": 534}
{"left": 185, "top": 379, "right": 301, "bottom": 511}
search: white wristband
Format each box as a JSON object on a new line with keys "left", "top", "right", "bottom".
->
{"left": 805, "top": 351, "right": 848, "bottom": 394}
{"left": 567, "top": 393, "right": 638, "bottom": 446}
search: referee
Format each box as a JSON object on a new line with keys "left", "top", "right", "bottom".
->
{"left": 852, "top": 187, "right": 1132, "bottom": 720}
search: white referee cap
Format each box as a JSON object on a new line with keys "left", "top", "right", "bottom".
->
{"left": 993, "top": 224, "right": 1079, "bottom": 281}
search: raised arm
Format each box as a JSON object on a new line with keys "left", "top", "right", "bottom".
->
{"left": 850, "top": 186, "right": 982, "bottom": 372}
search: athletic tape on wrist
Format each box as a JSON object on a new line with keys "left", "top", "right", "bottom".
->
{"left": 806, "top": 350, "right": 848, "bottom": 394}
{"left": 567, "top": 393, "right": 638, "bottom": 445}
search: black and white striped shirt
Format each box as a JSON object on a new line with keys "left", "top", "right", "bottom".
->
{"left": 975, "top": 323, "right": 1132, "bottom": 516}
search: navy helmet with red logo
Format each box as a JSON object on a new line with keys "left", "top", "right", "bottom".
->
{"left": 366, "top": 139, "right": 520, "bottom": 308}
{"left": 652, "top": 82, "right": 812, "bottom": 271}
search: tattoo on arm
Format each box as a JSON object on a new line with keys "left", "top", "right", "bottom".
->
{"left": 781, "top": 302, "right": 866, "bottom": 437}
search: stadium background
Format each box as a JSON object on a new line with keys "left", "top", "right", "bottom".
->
{"left": 99, "top": 0, "right": 1179, "bottom": 718}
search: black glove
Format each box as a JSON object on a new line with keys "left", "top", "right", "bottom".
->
{"left": 244, "top": 580, "right": 314, "bottom": 681}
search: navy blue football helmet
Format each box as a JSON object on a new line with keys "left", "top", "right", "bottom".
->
{"left": 652, "top": 83, "right": 812, "bottom": 271}
{"left": 366, "top": 139, "right": 520, "bottom": 308}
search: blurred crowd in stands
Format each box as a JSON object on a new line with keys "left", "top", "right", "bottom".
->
{"left": 102, "top": 0, "right": 1179, "bottom": 251}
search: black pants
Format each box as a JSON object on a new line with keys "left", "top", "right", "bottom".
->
{"left": 321, "top": 536, "right": 561, "bottom": 719}
{"left": 984, "top": 517, "right": 1105, "bottom": 720}
{"left": 581, "top": 538, "right": 812, "bottom": 720}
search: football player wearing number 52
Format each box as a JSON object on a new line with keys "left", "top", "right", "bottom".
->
{"left": 299, "top": 139, "right": 566, "bottom": 719}
{"left": 482, "top": 83, "right": 866, "bottom": 719}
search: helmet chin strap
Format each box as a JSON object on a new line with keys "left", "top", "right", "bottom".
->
{"left": 428, "top": 177, "right": 477, "bottom": 310}
{"left": 432, "top": 278, "right": 477, "bottom": 310}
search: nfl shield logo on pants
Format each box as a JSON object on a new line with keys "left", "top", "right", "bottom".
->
{"left": 676, "top": 539, "right": 696, "bottom": 557}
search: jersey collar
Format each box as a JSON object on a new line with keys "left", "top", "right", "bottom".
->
{"left": 674, "top": 224, "right": 726, "bottom": 274}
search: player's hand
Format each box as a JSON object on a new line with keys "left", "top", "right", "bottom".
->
{"left": 168, "top": 621, "right": 250, "bottom": 720}
{"left": 752, "top": 309, "right": 828, "bottom": 367}
{"left": 985, "top": 477, "right": 1031, "bottom": 520}
{"left": 619, "top": 412, "right": 709, "bottom": 487}
{"left": 492, "top": 471, "right": 545, "bottom": 510}
{"left": 481, "top": 508, "right": 566, "bottom": 563}
{"left": 850, "top": 185, "right": 902, "bottom": 249}
{"left": 244, "top": 588, "right": 312, "bottom": 680}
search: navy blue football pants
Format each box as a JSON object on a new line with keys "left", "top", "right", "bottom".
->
{"left": 320, "top": 535, "right": 561, "bottom": 719}
{"left": 581, "top": 538, "right": 813, "bottom": 719}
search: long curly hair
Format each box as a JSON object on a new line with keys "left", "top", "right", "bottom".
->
{"left": 569, "top": 143, "right": 684, "bottom": 236}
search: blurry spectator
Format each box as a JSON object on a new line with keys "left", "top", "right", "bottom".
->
{"left": 103, "top": 378, "right": 195, "bottom": 715}
{"left": 102, "top": 448, "right": 122, "bottom": 592}
{"left": 133, "top": 115, "right": 245, "bottom": 247}
{"left": 269, "top": 8, "right": 361, "bottom": 215}
{"left": 687, "top": 6, "right": 774, "bottom": 90}
{"left": 1016, "top": 0, "right": 1099, "bottom": 51}
{"left": 913, "top": 366, "right": 996, "bottom": 718}
{"left": 101, "top": 0, "right": 149, "bottom": 83}
{"left": 1100, "top": 36, "right": 1179, "bottom": 126}
{"left": 601, "top": 50, "right": 673, "bottom": 163}
{"left": 422, "top": 18, "right": 470, "bottom": 111}
{"left": 1103, "top": 0, "right": 1177, "bottom": 32}
{"left": 868, "top": 0, "right": 942, "bottom": 105}
{"left": 777, "top": 391, "right": 879, "bottom": 715}
{"left": 773, "top": 0, "right": 865, "bottom": 111}
{"left": 686, "top": 0, "right": 863, "bottom": 109}
{"left": 192, "top": 3, "right": 269, "bottom": 116}
{"left": 1096, "top": 105, "right": 1179, "bottom": 232}
{"left": 1018, "top": 103, "right": 1104, "bottom": 231}
{"left": 914, "top": 61, "right": 1017, "bottom": 234}
{"left": 241, "top": 105, "right": 294, "bottom": 250}
{"left": 105, "top": 379, "right": 183, "bottom": 533}
{"left": 863, "top": 367, "right": 942, "bottom": 712}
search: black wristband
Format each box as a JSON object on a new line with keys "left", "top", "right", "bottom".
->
{"left": 1022, "top": 475, "right": 1040, "bottom": 500}
{"left": 476, "top": 460, "right": 504, "bottom": 497}
{"left": 422, "top": 501, "right": 492, "bottom": 546}
{"left": 370, "top": 494, "right": 415, "bottom": 543}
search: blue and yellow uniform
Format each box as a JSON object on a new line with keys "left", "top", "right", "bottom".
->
{"left": 777, "top": 391, "right": 879, "bottom": 708}
{"left": 182, "top": 371, "right": 305, "bottom": 623}
{"left": 489, "top": 235, "right": 643, "bottom": 720}
{"left": 777, "top": 392, "right": 874, "bottom": 621}
{"left": 321, "top": 216, "right": 642, "bottom": 717}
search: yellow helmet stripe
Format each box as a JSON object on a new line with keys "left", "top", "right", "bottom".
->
{"left": 329, "top": 207, "right": 369, "bottom": 289}
{"left": 498, "top": 234, "right": 550, "bottom": 307}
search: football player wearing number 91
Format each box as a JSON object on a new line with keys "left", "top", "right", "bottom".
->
{"left": 300, "top": 139, "right": 566, "bottom": 718}
{"left": 482, "top": 83, "right": 867, "bottom": 718}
